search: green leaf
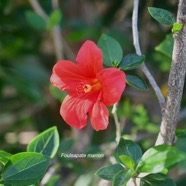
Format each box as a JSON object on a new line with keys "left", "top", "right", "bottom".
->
{"left": 2, "top": 152, "right": 50, "bottom": 186}
{"left": 137, "top": 145, "right": 186, "bottom": 173}
{"left": 117, "top": 138, "right": 142, "bottom": 165}
{"left": 25, "top": 11, "right": 46, "bottom": 30}
{"left": 119, "top": 155, "right": 135, "bottom": 171}
{"left": 0, "top": 151, "right": 12, "bottom": 165}
{"left": 95, "top": 164, "right": 124, "bottom": 181}
{"left": 112, "top": 170, "right": 132, "bottom": 186}
{"left": 148, "top": 7, "right": 175, "bottom": 25}
{"left": 50, "top": 85, "right": 66, "bottom": 101}
{"left": 155, "top": 34, "right": 173, "bottom": 58}
{"left": 172, "top": 22, "right": 182, "bottom": 34}
{"left": 27, "top": 126, "right": 60, "bottom": 158}
{"left": 47, "top": 9, "right": 62, "bottom": 30}
{"left": 98, "top": 34, "right": 123, "bottom": 67}
{"left": 140, "top": 173, "right": 176, "bottom": 186}
{"left": 59, "top": 138, "right": 75, "bottom": 153}
{"left": 126, "top": 74, "right": 148, "bottom": 91}
{"left": 119, "top": 54, "right": 145, "bottom": 70}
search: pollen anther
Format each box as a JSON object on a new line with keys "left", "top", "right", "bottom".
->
{"left": 84, "top": 84, "right": 92, "bottom": 93}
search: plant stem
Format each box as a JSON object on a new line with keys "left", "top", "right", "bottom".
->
{"left": 112, "top": 103, "right": 121, "bottom": 144}
{"left": 132, "top": 0, "right": 166, "bottom": 111}
{"left": 155, "top": 0, "right": 186, "bottom": 145}
{"left": 132, "top": 177, "right": 137, "bottom": 186}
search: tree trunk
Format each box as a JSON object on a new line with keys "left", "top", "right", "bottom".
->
{"left": 156, "top": 0, "right": 186, "bottom": 145}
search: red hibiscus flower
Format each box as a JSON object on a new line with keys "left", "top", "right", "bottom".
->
{"left": 50, "top": 40, "right": 126, "bottom": 131}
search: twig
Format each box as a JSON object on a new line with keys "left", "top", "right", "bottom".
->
{"left": 132, "top": 0, "right": 166, "bottom": 111}
{"left": 155, "top": 0, "right": 186, "bottom": 145}
{"left": 29, "top": 0, "right": 64, "bottom": 60}
{"left": 28, "top": 0, "right": 48, "bottom": 21}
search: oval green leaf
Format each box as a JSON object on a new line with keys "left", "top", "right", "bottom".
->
{"left": 126, "top": 74, "right": 148, "bottom": 91}
{"left": 2, "top": 152, "right": 50, "bottom": 186}
{"left": 117, "top": 138, "right": 142, "bottom": 165}
{"left": 119, "top": 54, "right": 145, "bottom": 70}
{"left": 137, "top": 145, "right": 186, "bottom": 174}
{"left": 119, "top": 155, "right": 135, "bottom": 171}
{"left": 25, "top": 11, "right": 46, "bottom": 30}
{"left": 27, "top": 126, "right": 60, "bottom": 158}
{"left": 95, "top": 163, "right": 123, "bottom": 181}
{"left": 47, "top": 9, "right": 62, "bottom": 30}
{"left": 148, "top": 7, "right": 175, "bottom": 25}
{"left": 112, "top": 170, "right": 132, "bottom": 186}
{"left": 98, "top": 34, "right": 123, "bottom": 67}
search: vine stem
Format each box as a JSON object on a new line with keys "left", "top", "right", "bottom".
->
{"left": 132, "top": 0, "right": 166, "bottom": 111}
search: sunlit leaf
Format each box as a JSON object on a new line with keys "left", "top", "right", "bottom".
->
{"left": 27, "top": 126, "right": 60, "bottom": 158}
{"left": 172, "top": 22, "right": 182, "bottom": 34}
{"left": 2, "top": 152, "right": 50, "bottom": 186}
{"left": 0, "top": 151, "right": 12, "bottom": 165}
{"left": 155, "top": 34, "right": 173, "bottom": 58}
{"left": 47, "top": 9, "right": 62, "bottom": 30}
{"left": 137, "top": 145, "right": 186, "bottom": 173}
{"left": 119, "top": 155, "right": 135, "bottom": 171}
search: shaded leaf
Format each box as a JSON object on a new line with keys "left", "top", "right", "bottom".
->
{"left": 126, "top": 74, "right": 148, "bottom": 91}
{"left": 95, "top": 164, "right": 123, "bottom": 181}
{"left": 112, "top": 170, "right": 132, "bottom": 186}
{"left": 117, "top": 138, "right": 142, "bottom": 165}
{"left": 2, "top": 152, "right": 50, "bottom": 186}
{"left": 148, "top": 7, "right": 175, "bottom": 25}
{"left": 140, "top": 173, "right": 176, "bottom": 186}
{"left": 27, "top": 126, "right": 60, "bottom": 158}
{"left": 119, "top": 54, "right": 145, "bottom": 70}
{"left": 98, "top": 34, "right": 123, "bottom": 67}
{"left": 25, "top": 11, "right": 46, "bottom": 30}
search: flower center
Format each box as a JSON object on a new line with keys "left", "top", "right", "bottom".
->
{"left": 76, "top": 79, "right": 101, "bottom": 95}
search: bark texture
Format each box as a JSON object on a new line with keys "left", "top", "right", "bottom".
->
{"left": 156, "top": 0, "right": 186, "bottom": 145}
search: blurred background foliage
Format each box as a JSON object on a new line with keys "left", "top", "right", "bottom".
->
{"left": 0, "top": 0, "right": 186, "bottom": 185}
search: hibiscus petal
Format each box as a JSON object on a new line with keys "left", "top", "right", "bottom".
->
{"left": 89, "top": 101, "right": 109, "bottom": 131}
{"left": 50, "top": 60, "right": 90, "bottom": 92}
{"left": 97, "top": 68, "right": 126, "bottom": 106}
{"left": 60, "top": 95, "right": 93, "bottom": 129}
{"left": 76, "top": 40, "right": 103, "bottom": 76}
